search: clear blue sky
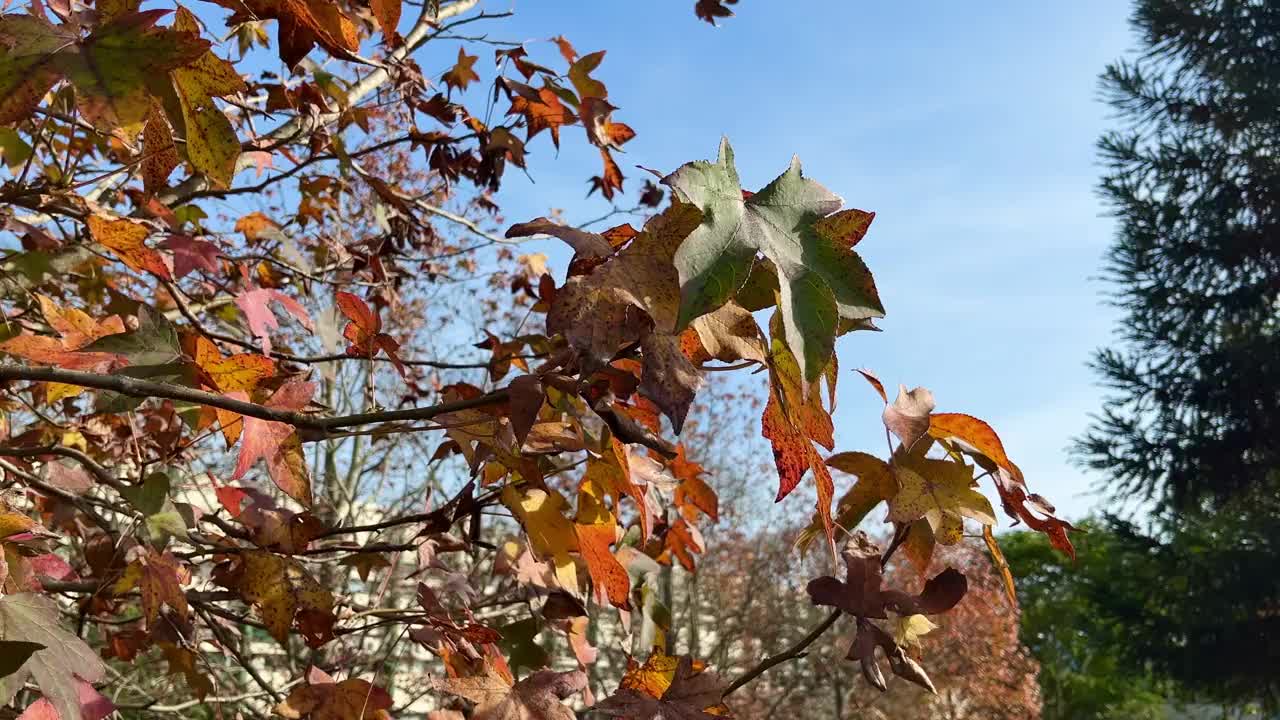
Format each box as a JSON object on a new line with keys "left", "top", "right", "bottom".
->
{"left": 471, "top": 1, "right": 1137, "bottom": 520}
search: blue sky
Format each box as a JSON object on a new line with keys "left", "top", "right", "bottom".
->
{"left": 469, "top": 1, "right": 1139, "bottom": 520}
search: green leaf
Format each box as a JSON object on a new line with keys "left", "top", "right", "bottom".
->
{"left": 121, "top": 470, "right": 172, "bottom": 515}
{"left": 0, "top": 15, "right": 74, "bottom": 126}
{"left": 499, "top": 617, "right": 549, "bottom": 677}
{"left": 170, "top": 6, "right": 246, "bottom": 188}
{"left": 0, "top": 128, "right": 32, "bottom": 171}
{"left": 54, "top": 10, "right": 209, "bottom": 132}
{"left": 145, "top": 505, "right": 191, "bottom": 547}
{"left": 664, "top": 137, "right": 885, "bottom": 381}
{"left": 81, "top": 305, "right": 182, "bottom": 366}
{"left": 120, "top": 471, "right": 189, "bottom": 547}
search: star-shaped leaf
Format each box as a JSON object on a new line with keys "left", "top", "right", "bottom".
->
{"left": 594, "top": 655, "right": 727, "bottom": 720}
{"left": 664, "top": 137, "right": 884, "bottom": 381}
{"left": 805, "top": 531, "right": 968, "bottom": 619}
{"left": 111, "top": 549, "right": 189, "bottom": 626}
{"left": 87, "top": 214, "right": 172, "bottom": 281}
{"left": 887, "top": 453, "right": 997, "bottom": 532}
{"left": 213, "top": 550, "right": 334, "bottom": 646}
{"left": 0, "top": 594, "right": 106, "bottom": 720}
{"left": 235, "top": 284, "right": 314, "bottom": 356}
{"left": 230, "top": 380, "right": 315, "bottom": 506}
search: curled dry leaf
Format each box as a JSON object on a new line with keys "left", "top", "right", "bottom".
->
{"left": 805, "top": 531, "right": 968, "bottom": 619}
{"left": 276, "top": 667, "right": 392, "bottom": 720}
{"left": 882, "top": 384, "right": 935, "bottom": 450}
{"left": 433, "top": 665, "right": 586, "bottom": 720}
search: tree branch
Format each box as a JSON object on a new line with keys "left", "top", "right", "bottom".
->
{"left": 0, "top": 364, "right": 508, "bottom": 435}
{"left": 722, "top": 525, "right": 914, "bottom": 698}
{"left": 721, "top": 609, "right": 842, "bottom": 697}
{"left": 0, "top": 444, "right": 121, "bottom": 490}
{"left": 156, "top": 0, "right": 484, "bottom": 205}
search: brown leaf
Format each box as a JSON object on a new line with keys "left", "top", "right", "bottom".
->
{"left": 443, "top": 48, "right": 479, "bottom": 92}
{"left": 208, "top": 0, "right": 359, "bottom": 67}
{"left": 111, "top": 549, "right": 189, "bottom": 627}
{"left": 806, "top": 531, "right": 968, "bottom": 619}
{"left": 689, "top": 301, "right": 766, "bottom": 364}
{"left": 505, "top": 217, "right": 613, "bottom": 260}
{"left": 276, "top": 667, "right": 392, "bottom": 720}
{"left": 141, "top": 102, "right": 178, "bottom": 194}
{"left": 213, "top": 550, "right": 334, "bottom": 646}
{"left": 434, "top": 665, "right": 586, "bottom": 720}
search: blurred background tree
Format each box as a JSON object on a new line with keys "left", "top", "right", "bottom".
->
{"left": 1040, "top": 0, "right": 1280, "bottom": 714}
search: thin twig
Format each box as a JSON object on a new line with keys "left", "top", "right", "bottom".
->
{"left": 721, "top": 610, "right": 842, "bottom": 697}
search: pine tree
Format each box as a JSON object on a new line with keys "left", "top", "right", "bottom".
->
{"left": 1077, "top": 1, "right": 1280, "bottom": 706}
{"left": 1080, "top": 0, "right": 1280, "bottom": 509}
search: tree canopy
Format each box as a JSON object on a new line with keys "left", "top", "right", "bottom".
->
{"left": 0, "top": 2, "right": 1073, "bottom": 719}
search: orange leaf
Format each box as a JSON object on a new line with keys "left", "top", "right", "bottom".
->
{"left": 674, "top": 473, "right": 718, "bottom": 523}
{"left": 443, "top": 48, "right": 479, "bottom": 92}
{"left": 87, "top": 215, "right": 172, "bottom": 280}
{"left": 368, "top": 0, "right": 400, "bottom": 44}
{"left": 928, "top": 413, "right": 1018, "bottom": 480}
{"left": 35, "top": 294, "right": 125, "bottom": 349}
{"left": 573, "top": 522, "right": 629, "bottom": 609}
{"left": 234, "top": 211, "right": 282, "bottom": 241}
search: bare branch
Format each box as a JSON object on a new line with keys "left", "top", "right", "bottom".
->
{"left": 0, "top": 364, "right": 509, "bottom": 436}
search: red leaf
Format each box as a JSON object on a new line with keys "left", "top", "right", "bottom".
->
{"left": 231, "top": 381, "right": 315, "bottom": 506}
{"left": 236, "top": 286, "right": 314, "bottom": 356}
{"left": 159, "top": 235, "right": 222, "bottom": 279}
{"left": 16, "top": 679, "right": 114, "bottom": 720}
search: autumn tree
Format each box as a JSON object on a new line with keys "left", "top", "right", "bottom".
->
{"left": 0, "top": 1, "right": 1073, "bottom": 719}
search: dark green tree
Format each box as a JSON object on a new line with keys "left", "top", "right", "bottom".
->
{"left": 1004, "top": 507, "right": 1280, "bottom": 712}
{"left": 1001, "top": 524, "right": 1171, "bottom": 720}
{"left": 1075, "top": 0, "right": 1280, "bottom": 707}
{"left": 1080, "top": 0, "right": 1280, "bottom": 508}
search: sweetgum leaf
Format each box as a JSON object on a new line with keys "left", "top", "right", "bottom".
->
{"left": 81, "top": 305, "right": 182, "bottom": 366}
{"left": 276, "top": 667, "right": 392, "bottom": 720}
{"left": 0, "top": 16, "right": 75, "bottom": 126}
{"left": 434, "top": 666, "right": 586, "bottom": 720}
{"left": 56, "top": 10, "right": 210, "bottom": 132}
{"left": 0, "top": 594, "right": 106, "bottom": 720}
{"left": 594, "top": 655, "right": 726, "bottom": 720}
{"left": 664, "top": 137, "right": 884, "bottom": 381}
{"left": 171, "top": 6, "right": 246, "bottom": 188}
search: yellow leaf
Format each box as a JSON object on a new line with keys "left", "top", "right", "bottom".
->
{"left": 892, "top": 614, "right": 938, "bottom": 648}
{"left": 501, "top": 486, "right": 579, "bottom": 593}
